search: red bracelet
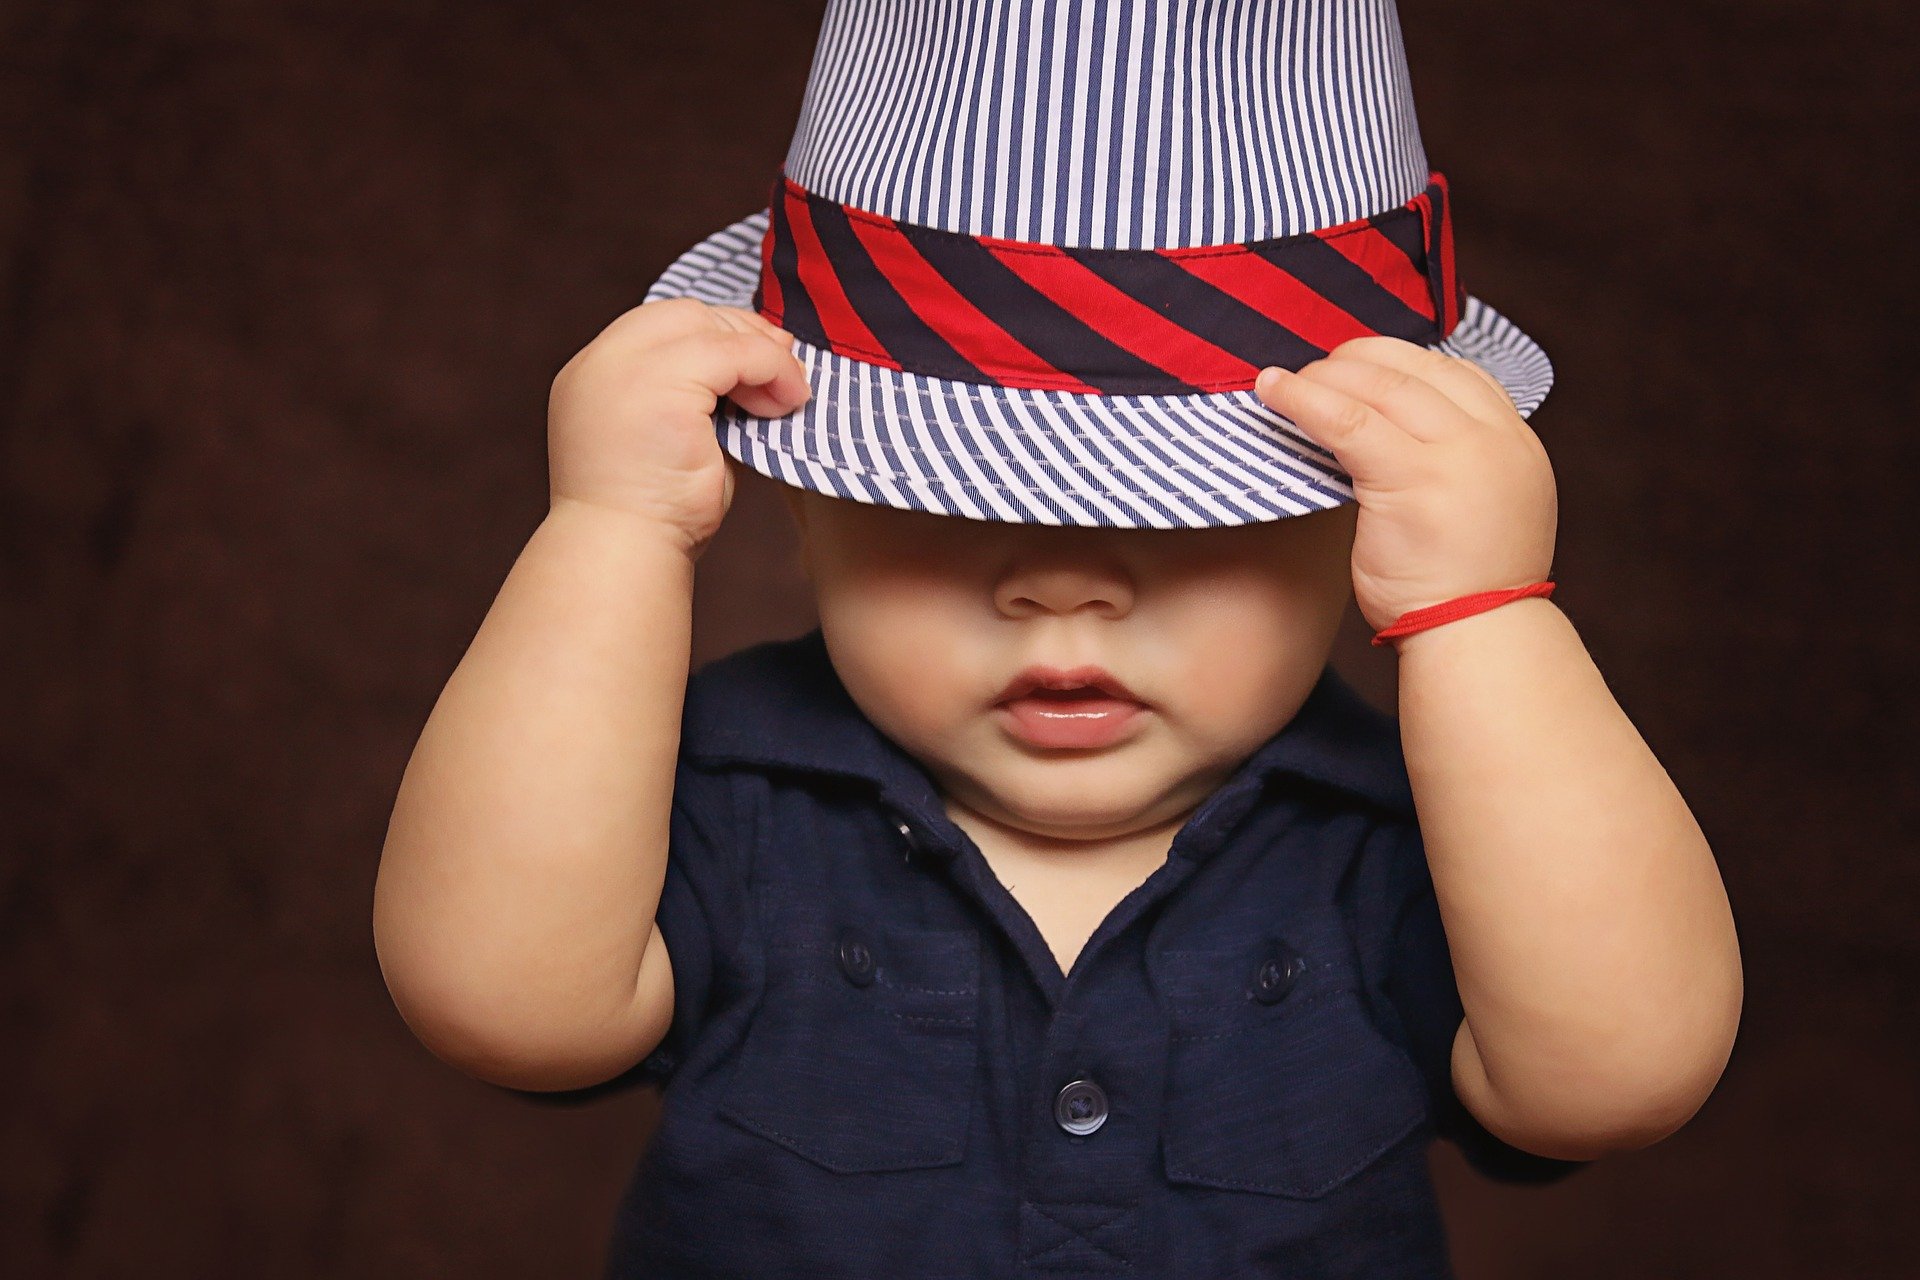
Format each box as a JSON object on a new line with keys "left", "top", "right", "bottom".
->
{"left": 1370, "top": 581, "right": 1557, "bottom": 647}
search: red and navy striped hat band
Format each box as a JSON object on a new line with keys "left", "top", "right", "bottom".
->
{"left": 753, "top": 168, "right": 1465, "bottom": 398}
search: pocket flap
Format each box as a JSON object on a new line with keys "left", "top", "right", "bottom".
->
{"left": 718, "top": 921, "right": 982, "bottom": 1174}
{"left": 1156, "top": 930, "right": 1430, "bottom": 1198}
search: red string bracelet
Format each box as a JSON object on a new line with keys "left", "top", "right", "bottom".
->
{"left": 1370, "top": 580, "right": 1557, "bottom": 647}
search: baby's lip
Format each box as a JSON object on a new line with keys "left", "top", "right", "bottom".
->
{"left": 994, "top": 664, "right": 1146, "bottom": 707}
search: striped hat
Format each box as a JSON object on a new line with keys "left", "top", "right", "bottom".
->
{"left": 644, "top": 0, "right": 1552, "bottom": 530}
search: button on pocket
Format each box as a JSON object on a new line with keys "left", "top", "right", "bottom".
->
{"left": 718, "top": 922, "right": 981, "bottom": 1174}
{"left": 837, "top": 927, "right": 877, "bottom": 986}
{"left": 1249, "top": 944, "right": 1306, "bottom": 1004}
{"left": 1156, "top": 927, "right": 1430, "bottom": 1199}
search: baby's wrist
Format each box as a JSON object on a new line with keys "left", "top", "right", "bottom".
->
{"left": 1383, "top": 593, "right": 1562, "bottom": 658}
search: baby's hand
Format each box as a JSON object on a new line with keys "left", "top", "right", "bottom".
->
{"left": 1253, "top": 337, "right": 1557, "bottom": 635}
{"left": 547, "top": 298, "right": 811, "bottom": 556}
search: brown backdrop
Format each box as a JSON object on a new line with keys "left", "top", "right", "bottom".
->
{"left": 4, "top": 0, "right": 1914, "bottom": 1274}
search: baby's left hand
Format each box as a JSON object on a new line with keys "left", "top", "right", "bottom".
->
{"left": 1254, "top": 337, "right": 1558, "bottom": 636}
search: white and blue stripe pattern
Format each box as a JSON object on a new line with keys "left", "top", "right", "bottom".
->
{"left": 644, "top": 0, "right": 1554, "bottom": 529}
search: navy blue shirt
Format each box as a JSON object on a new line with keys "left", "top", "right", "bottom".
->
{"left": 517, "top": 627, "right": 1589, "bottom": 1277}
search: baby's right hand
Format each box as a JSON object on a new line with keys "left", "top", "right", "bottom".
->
{"left": 546, "top": 298, "right": 811, "bottom": 556}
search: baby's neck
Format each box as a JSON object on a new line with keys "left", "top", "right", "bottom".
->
{"left": 942, "top": 797, "right": 1185, "bottom": 980}
{"left": 940, "top": 793, "right": 1190, "bottom": 865}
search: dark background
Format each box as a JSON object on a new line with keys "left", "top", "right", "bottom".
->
{"left": 4, "top": 0, "right": 1914, "bottom": 1274}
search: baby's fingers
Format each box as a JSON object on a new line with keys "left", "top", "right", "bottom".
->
{"left": 1296, "top": 354, "right": 1477, "bottom": 444}
{"left": 1254, "top": 365, "right": 1417, "bottom": 488}
{"left": 672, "top": 328, "right": 812, "bottom": 417}
{"left": 708, "top": 303, "right": 794, "bottom": 345}
{"left": 723, "top": 314, "right": 816, "bottom": 416}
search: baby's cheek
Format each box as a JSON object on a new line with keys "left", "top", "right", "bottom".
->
{"left": 1173, "top": 659, "right": 1285, "bottom": 743}
{"left": 1153, "top": 604, "right": 1336, "bottom": 751}
{"left": 822, "top": 611, "right": 979, "bottom": 738}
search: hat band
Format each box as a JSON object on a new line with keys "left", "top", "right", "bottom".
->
{"left": 752, "top": 169, "right": 1466, "bottom": 397}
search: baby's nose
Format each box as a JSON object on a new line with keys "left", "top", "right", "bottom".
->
{"left": 994, "top": 560, "right": 1135, "bottom": 619}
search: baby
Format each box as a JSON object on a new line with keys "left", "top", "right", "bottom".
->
{"left": 372, "top": 3, "right": 1741, "bottom": 1275}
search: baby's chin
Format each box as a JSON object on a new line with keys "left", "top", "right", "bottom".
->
{"left": 944, "top": 753, "right": 1211, "bottom": 844}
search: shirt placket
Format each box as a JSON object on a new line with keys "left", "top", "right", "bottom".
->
{"left": 883, "top": 775, "right": 1274, "bottom": 1278}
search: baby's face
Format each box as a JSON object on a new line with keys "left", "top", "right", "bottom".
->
{"left": 783, "top": 488, "right": 1358, "bottom": 844}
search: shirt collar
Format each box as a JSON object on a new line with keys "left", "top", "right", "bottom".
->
{"left": 681, "top": 627, "right": 1414, "bottom": 822}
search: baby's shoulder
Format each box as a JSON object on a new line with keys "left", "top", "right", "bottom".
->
{"left": 674, "top": 629, "right": 895, "bottom": 801}
{"left": 678, "top": 630, "right": 840, "bottom": 755}
{"left": 1259, "top": 666, "right": 1416, "bottom": 823}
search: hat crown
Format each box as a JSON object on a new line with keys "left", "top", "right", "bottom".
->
{"left": 783, "top": 0, "right": 1432, "bottom": 251}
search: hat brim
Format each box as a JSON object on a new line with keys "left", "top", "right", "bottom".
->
{"left": 645, "top": 209, "right": 1553, "bottom": 530}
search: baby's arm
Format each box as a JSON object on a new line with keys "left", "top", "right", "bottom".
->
{"left": 371, "top": 299, "right": 809, "bottom": 1091}
{"left": 1257, "top": 341, "right": 1742, "bottom": 1162}
{"left": 1392, "top": 592, "right": 1739, "bottom": 1161}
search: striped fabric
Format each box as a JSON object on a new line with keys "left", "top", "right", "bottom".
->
{"left": 754, "top": 169, "right": 1465, "bottom": 396}
{"left": 643, "top": 0, "right": 1554, "bottom": 529}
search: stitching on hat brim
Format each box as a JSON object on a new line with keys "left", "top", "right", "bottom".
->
{"left": 729, "top": 427, "right": 1354, "bottom": 506}
{"left": 733, "top": 417, "right": 1340, "bottom": 486}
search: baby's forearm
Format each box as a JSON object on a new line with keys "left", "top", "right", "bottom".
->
{"left": 1395, "top": 597, "right": 1742, "bottom": 1160}
{"left": 372, "top": 497, "right": 693, "bottom": 1090}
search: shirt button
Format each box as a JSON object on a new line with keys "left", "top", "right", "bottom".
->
{"left": 895, "top": 819, "right": 917, "bottom": 863}
{"left": 1250, "top": 944, "right": 1306, "bottom": 1004}
{"left": 1054, "top": 1078, "right": 1109, "bottom": 1136}
{"left": 837, "top": 927, "right": 876, "bottom": 986}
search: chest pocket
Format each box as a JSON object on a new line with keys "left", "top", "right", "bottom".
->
{"left": 1156, "top": 918, "right": 1431, "bottom": 1199}
{"left": 716, "top": 917, "right": 982, "bottom": 1174}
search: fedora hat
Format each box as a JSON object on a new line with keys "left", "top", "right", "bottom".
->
{"left": 644, "top": 0, "right": 1552, "bottom": 530}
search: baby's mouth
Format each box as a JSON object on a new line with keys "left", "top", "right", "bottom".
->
{"left": 995, "top": 685, "right": 1148, "bottom": 750}
{"left": 1023, "top": 686, "right": 1107, "bottom": 702}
